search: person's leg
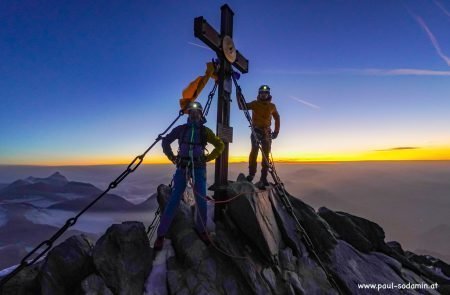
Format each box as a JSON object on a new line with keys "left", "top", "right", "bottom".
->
{"left": 193, "top": 167, "right": 207, "bottom": 234}
{"left": 260, "top": 135, "right": 272, "bottom": 185}
{"left": 157, "top": 168, "right": 187, "bottom": 237}
{"left": 248, "top": 132, "right": 259, "bottom": 180}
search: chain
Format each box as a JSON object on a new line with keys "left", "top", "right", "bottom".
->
{"left": 146, "top": 207, "right": 161, "bottom": 241}
{"left": 231, "top": 73, "right": 344, "bottom": 295}
{"left": 0, "top": 110, "right": 185, "bottom": 289}
{"left": 202, "top": 82, "right": 217, "bottom": 118}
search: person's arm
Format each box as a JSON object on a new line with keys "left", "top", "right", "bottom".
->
{"left": 272, "top": 104, "right": 280, "bottom": 138}
{"left": 162, "top": 126, "right": 182, "bottom": 163}
{"left": 238, "top": 99, "right": 254, "bottom": 111}
{"left": 204, "top": 128, "right": 225, "bottom": 162}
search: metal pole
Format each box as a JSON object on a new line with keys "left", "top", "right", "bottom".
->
{"left": 214, "top": 5, "right": 234, "bottom": 219}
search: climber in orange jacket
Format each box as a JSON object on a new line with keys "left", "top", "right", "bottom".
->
{"left": 238, "top": 85, "right": 280, "bottom": 187}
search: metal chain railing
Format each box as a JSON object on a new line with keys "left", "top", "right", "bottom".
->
{"left": 202, "top": 82, "right": 217, "bottom": 118}
{"left": 146, "top": 207, "right": 161, "bottom": 241}
{"left": 0, "top": 109, "right": 186, "bottom": 289}
{"left": 231, "top": 73, "right": 344, "bottom": 295}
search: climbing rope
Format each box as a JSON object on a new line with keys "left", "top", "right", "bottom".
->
{"left": 0, "top": 109, "right": 186, "bottom": 289}
{"left": 185, "top": 179, "right": 251, "bottom": 260}
{"left": 231, "top": 73, "right": 344, "bottom": 295}
{"left": 146, "top": 79, "right": 218, "bottom": 246}
{"left": 189, "top": 180, "right": 265, "bottom": 204}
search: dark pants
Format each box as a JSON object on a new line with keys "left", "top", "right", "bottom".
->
{"left": 249, "top": 128, "right": 272, "bottom": 180}
{"left": 157, "top": 167, "right": 207, "bottom": 237}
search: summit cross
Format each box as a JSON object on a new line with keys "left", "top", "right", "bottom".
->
{"left": 194, "top": 4, "right": 249, "bottom": 211}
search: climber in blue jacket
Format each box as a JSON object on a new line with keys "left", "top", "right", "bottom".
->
{"left": 153, "top": 101, "right": 224, "bottom": 251}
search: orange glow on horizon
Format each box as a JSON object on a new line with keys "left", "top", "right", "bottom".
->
{"left": 3, "top": 146, "right": 449, "bottom": 166}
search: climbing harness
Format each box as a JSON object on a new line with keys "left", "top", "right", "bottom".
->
{"left": 231, "top": 73, "right": 344, "bottom": 295}
{"left": 147, "top": 82, "right": 218, "bottom": 246}
{"left": 0, "top": 109, "right": 187, "bottom": 288}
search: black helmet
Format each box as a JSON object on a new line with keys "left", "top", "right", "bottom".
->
{"left": 258, "top": 85, "right": 270, "bottom": 93}
{"left": 186, "top": 101, "right": 203, "bottom": 112}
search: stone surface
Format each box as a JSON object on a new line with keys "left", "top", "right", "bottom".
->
{"left": 330, "top": 240, "right": 440, "bottom": 295}
{"left": 79, "top": 274, "right": 113, "bottom": 295}
{"left": 227, "top": 180, "right": 282, "bottom": 263}
{"left": 0, "top": 261, "right": 42, "bottom": 295}
{"left": 39, "top": 235, "right": 94, "bottom": 294}
{"left": 318, "top": 207, "right": 385, "bottom": 253}
{"left": 93, "top": 222, "right": 152, "bottom": 295}
{"left": 3, "top": 178, "right": 450, "bottom": 295}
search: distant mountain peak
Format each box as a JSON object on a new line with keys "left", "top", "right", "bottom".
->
{"left": 24, "top": 172, "right": 69, "bottom": 186}
{"left": 1, "top": 177, "right": 450, "bottom": 294}
{"left": 48, "top": 172, "right": 68, "bottom": 181}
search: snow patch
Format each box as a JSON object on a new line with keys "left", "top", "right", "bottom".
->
{"left": 144, "top": 239, "right": 175, "bottom": 295}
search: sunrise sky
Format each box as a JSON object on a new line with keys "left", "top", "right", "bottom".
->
{"left": 1, "top": 0, "right": 449, "bottom": 165}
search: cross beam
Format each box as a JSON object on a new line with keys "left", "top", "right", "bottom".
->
{"left": 193, "top": 4, "right": 249, "bottom": 216}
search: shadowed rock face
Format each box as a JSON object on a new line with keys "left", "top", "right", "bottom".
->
{"left": 1, "top": 175, "right": 449, "bottom": 294}
{"left": 93, "top": 222, "right": 152, "bottom": 295}
{"left": 39, "top": 235, "right": 95, "bottom": 294}
{"left": 318, "top": 207, "right": 386, "bottom": 253}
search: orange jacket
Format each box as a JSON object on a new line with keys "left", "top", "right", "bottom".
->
{"left": 246, "top": 100, "right": 280, "bottom": 133}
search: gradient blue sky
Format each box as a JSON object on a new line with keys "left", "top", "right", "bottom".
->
{"left": 1, "top": 0, "right": 449, "bottom": 164}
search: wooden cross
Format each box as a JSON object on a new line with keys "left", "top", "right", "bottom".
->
{"left": 194, "top": 4, "right": 249, "bottom": 214}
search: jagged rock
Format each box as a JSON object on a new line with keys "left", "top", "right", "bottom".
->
{"left": 79, "top": 274, "right": 113, "bottom": 295}
{"left": 282, "top": 195, "right": 337, "bottom": 256}
{"left": 155, "top": 184, "right": 251, "bottom": 295}
{"left": 386, "top": 241, "right": 405, "bottom": 256}
{"left": 318, "top": 207, "right": 386, "bottom": 253}
{"left": 214, "top": 220, "right": 273, "bottom": 294}
{"left": 0, "top": 261, "right": 42, "bottom": 295}
{"left": 217, "top": 177, "right": 337, "bottom": 294}
{"left": 39, "top": 235, "right": 94, "bottom": 294}
{"left": 3, "top": 178, "right": 450, "bottom": 295}
{"left": 406, "top": 252, "right": 450, "bottom": 278}
{"left": 330, "top": 240, "right": 440, "bottom": 295}
{"left": 227, "top": 178, "right": 282, "bottom": 263}
{"left": 93, "top": 221, "right": 152, "bottom": 295}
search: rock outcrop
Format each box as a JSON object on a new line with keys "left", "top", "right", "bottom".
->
{"left": 1, "top": 174, "right": 449, "bottom": 294}
{"left": 39, "top": 235, "right": 94, "bottom": 294}
{"left": 93, "top": 222, "right": 152, "bottom": 295}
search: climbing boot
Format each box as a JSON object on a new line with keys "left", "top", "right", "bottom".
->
{"left": 153, "top": 236, "right": 165, "bottom": 251}
{"left": 260, "top": 177, "right": 270, "bottom": 187}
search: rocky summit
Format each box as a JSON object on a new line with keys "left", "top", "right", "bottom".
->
{"left": 1, "top": 174, "right": 449, "bottom": 294}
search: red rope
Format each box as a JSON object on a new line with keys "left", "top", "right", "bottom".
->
{"left": 186, "top": 179, "right": 262, "bottom": 260}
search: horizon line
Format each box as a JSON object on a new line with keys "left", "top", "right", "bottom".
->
{"left": 1, "top": 159, "right": 449, "bottom": 167}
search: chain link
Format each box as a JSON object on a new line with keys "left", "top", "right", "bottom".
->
{"left": 0, "top": 110, "right": 185, "bottom": 289}
{"left": 202, "top": 82, "right": 218, "bottom": 118}
{"left": 231, "top": 73, "right": 344, "bottom": 295}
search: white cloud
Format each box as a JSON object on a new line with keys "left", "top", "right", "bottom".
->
{"left": 410, "top": 13, "right": 450, "bottom": 66}
{"left": 187, "top": 42, "right": 211, "bottom": 50}
{"left": 288, "top": 96, "right": 320, "bottom": 109}
{"left": 261, "top": 68, "right": 450, "bottom": 76}
{"left": 433, "top": 0, "right": 450, "bottom": 18}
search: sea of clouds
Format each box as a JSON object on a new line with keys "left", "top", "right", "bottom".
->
{"left": 0, "top": 161, "right": 449, "bottom": 262}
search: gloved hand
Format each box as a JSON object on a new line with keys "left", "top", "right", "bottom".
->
{"left": 204, "top": 154, "right": 213, "bottom": 162}
{"left": 168, "top": 155, "right": 178, "bottom": 165}
{"left": 271, "top": 132, "right": 278, "bottom": 139}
